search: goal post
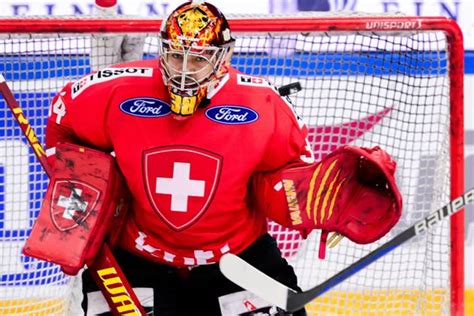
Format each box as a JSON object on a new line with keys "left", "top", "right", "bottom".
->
{"left": 0, "top": 15, "right": 464, "bottom": 315}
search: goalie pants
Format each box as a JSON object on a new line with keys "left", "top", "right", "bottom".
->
{"left": 81, "top": 233, "right": 307, "bottom": 316}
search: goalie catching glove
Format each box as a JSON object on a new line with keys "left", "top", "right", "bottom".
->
{"left": 23, "top": 143, "right": 130, "bottom": 275}
{"left": 260, "top": 145, "right": 402, "bottom": 259}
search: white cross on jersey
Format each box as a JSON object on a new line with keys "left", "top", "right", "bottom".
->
{"left": 155, "top": 162, "right": 205, "bottom": 212}
{"left": 57, "top": 188, "right": 88, "bottom": 219}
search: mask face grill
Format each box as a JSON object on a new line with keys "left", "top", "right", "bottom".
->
{"left": 160, "top": 40, "right": 230, "bottom": 91}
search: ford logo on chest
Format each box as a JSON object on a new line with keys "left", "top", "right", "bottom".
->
{"left": 120, "top": 97, "right": 171, "bottom": 118}
{"left": 205, "top": 105, "right": 259, "bottom": 124}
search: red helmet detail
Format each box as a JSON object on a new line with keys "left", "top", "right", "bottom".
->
{"left": 159, "top": 1, "right": 235, "bottom": 117}
{"left": 161, "top": 1, "right": 234, "bottom": 49}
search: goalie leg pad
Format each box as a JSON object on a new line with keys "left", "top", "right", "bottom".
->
{"left": 23, "top": 143, "right": 130, "bottom": 275}
{"left": 219, "top": 290, "right": 303, "bottom": 315}
{"left": 85, "top": 288, "right": 153, "bottom": 315}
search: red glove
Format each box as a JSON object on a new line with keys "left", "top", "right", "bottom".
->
{"left": 281, "top": 145, "right": 402, "bottom": 258}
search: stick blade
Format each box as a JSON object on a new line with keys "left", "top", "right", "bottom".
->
{"left": 219, "top": 253, "right": 293, "bottom": 310}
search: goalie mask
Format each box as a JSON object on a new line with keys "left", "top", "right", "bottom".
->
{"left": 159, "top": 1, "right": 235, "bottom": 117}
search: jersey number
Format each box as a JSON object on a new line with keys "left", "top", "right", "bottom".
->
{"left": 170, "top": 94, "right": 197, "bottom": 116}
{"left": 51, "top": 96, "right": 66, "bottom": 124}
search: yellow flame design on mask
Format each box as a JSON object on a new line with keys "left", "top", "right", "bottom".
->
{"left": 177, "top": 7, "right": 211, "bottom": 38}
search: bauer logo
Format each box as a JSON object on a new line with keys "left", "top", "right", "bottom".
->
{"left": 205, "top": 106, "right": 259, "bottom": 124}
{"left": 120, "top": 97, "right": 171, "bottom": 118}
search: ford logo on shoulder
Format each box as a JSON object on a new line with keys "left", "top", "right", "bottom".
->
{"left": 119, "top": 97, "right": 171, "bottom": 118}
{"left": 205, "top": 105, "right": 259, "bottom": 125}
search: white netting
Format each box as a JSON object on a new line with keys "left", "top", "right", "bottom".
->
{"left": 0, "top": 15, "right": 458, "bottom": 315}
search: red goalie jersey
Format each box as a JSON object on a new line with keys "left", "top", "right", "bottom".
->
{"left": 45, "top": 59, "right": 314, "bottom": 267}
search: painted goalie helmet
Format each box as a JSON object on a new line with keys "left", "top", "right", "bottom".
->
{"left": 159, "top": 1, "right": 235, "bottom": 117}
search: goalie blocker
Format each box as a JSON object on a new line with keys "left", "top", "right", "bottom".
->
{"left": 23, "top": 143, "right": 130, "bottom": 275}
{"left": 255, "top": 145, "right": 402, "bottom": 258}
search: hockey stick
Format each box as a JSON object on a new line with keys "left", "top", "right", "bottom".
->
{"left": 278, "top": 82, "right": 302, "bottom": 97}
{"left": 0, "top": 74, "right": 146, "bottom": 315}
{"left": 220, "top": 187, "right": 474, "bottom": 312}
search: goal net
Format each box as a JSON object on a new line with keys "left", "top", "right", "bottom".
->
{"left": 0, "top": 14, "right": 464, "bottom": 315}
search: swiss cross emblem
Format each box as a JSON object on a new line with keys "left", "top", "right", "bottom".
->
{"left": 143, "top": 145, "right": 222, "bottom": 231}
{"left": 50, "top": 179, "right": 100, "bottom": 231}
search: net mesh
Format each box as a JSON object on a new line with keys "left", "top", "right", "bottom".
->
{"left": 0, "top": 18, "right": 453, "bottom": 315}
